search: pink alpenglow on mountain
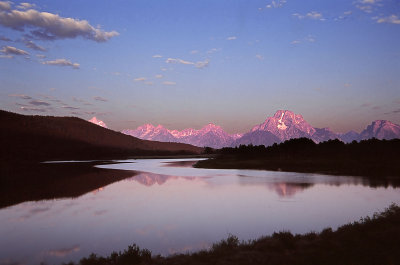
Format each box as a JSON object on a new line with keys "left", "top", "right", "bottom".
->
{"left": 250, "top": 110, "right": 315, "bottom": 141}
{"left": 359, "top": 120, "right": 400, "bottom": 140}
{"left": 89, "top": 117, "right": 108, "bottom": 128}
{"left": 122, "top": 123, "right": 241, "bottom": 149}
{"left": 122, "top": 110, "right": 400, "bottom": 148}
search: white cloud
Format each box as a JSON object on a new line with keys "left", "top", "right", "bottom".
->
{"left": 20, "top": 106, "right": 48, "bottom": 112}
{"left": 163, "top": 81, "right": 176, "bottom": 86}
{"left": 155, "top": 74, "right": 163, "bottom": 79}
{"left": 190, "top": 50, "right": 199, "bottom": 54}
{"left": 227, "top": 36, "right": 237, "bottom": 40}
{"left": 356, "top": 5, "right": 373, "bottom": 13}
{"left": 144, "top": 81, "right": 153, "bottom": 85}
{"left": 9, "top": 94, "right": 32, "bottom": 99}
{"left": 166, "top": 58, "right": 194, "bottom": 65}
{"left": 291, "top": 35, "right": 316, "bottom": 45}
{"left": 24, "top": 39, "right": 46, "bottom": 51}
{"left": 305, "top": 35, "right": 315, "bottom": 42}
{"left": 1, "top": 45, "right": 29, "bottom": 55}
{"left": 134, "top": 77, "right": 146, "bottom": 82}
{"left": 42, "top": 58, "right": 80, "bottom": 69}
{"left": 255, "top": 54, "right": 264, "bottom": 60}
{"left": 207, "top": 48, "right": 220, "bottom": 54}
{"left": 195, "top": 59, "right": 209, "bottom": 69}
{"left": 152, "top": 54, "right": 162, "bottom": 58}
{"left": 36, "top": 54, "right": 46, "bottom": 58}
{"left": 17, "top": 3, "right": 36, "bottom": 10}
{"left": 266, "top": 0, "right": 287, "bottom": 8}
{"left": 293, "top": 11, "right": 324, "bottom": 20}
{"left": 359, "top": 0, "right": 377, "bottom": 3}
{"left": 377, "top": 15, "right": 400, "bottom": 24}
{"left": 0, "top": 8, "right": 119, "bottom": 42}
{"left": 306, "top": 11, "right": 323, "bottom": 19}
{"left": 166, "top": 57, "right": 210, "bottom": 69}
{"left": 93, "top": 96, "right": 107, "bottom": 102}
{"left": 355, "top": 0, "right": 381, "bottom": 13}
{"left": 0, "top": 1, "right": 11, "bottom": 11}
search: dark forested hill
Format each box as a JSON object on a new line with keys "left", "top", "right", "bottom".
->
{"left": 0, "top": 110, "right": 202, "bottom": 163}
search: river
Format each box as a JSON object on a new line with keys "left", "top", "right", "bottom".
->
{"left": 1, "top": 158, "right": 399, "bottom": 265}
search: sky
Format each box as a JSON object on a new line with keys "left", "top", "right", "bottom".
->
{"left": 0, "top": 0, "right": 399, "bottom": 134}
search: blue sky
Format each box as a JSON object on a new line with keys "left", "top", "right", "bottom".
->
{"left": 0, "top": 0, "right": 399, "bottom": 133}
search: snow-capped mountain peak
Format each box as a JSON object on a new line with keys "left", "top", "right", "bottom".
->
{"left": 121, "top": 110, "right": 400, "bottom": 148}
{"left": 122, "top": 122, "right": 240, "bottom": 148}
{"left": 88, "top": 117, "right": 108, "bottom": 128}
{"left": 251, "top": 110, "right": 315, "bottom": 141}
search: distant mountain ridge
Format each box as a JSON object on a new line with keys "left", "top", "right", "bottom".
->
{"left": 118, "top": 110, "right": 400, "bottom": 148}
{"left": 122, "top": 123, "right": 242, "bottom": 149}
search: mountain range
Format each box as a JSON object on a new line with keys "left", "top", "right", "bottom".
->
{"left": 92, "top": 110, "right": 400, "bottom": 148}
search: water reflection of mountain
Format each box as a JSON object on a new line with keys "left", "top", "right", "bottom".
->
{"left": 128, "top": 172, "right": 195, "bottom": 186}
{"left": 266, "top": 182, "right": 314, "bottom": 197}
{"left": 162, "top": 160, "right": 198, "bottom": 168}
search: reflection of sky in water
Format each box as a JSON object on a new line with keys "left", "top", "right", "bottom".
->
{"left": 1, "top": 158, "right": 400, "bottom": 265}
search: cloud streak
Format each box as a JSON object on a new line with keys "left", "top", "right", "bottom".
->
{"left": 16, "top": 2, "right": 36, "bottom": 10}
{"left": 24, "top": 39, "right": 46, "bottom": 51}
{"left": 166, "top": 58, "right": 194, "bottom": 65}
{"left": 293, "top": 11, "right": 324, "bottom": 21}
{"left": 29, "top": 100, "right": 51, "bottom": 106}
{"left": 376, "top": 15, "right": 400, "bottom": 24}
{"left": 165, "top": 57, "right": 210, "bottom": 69}
{"left": 0, "top": 6, "right": 119, "bottom": 42}
{"left": 134, "top": 77, "right": 146, "bottom": 82}
{"left": 266, "top": 0, "right": 287, "bottom": 9}
{"left": 42, "top": 58, "right": 79, "bottom": 69}
{"left": 93, "top": 96, "right": 108, "bottom": 102}
{"left": 0, "top": 1, "right": 11, "bottom": 11}
{"left": 1, "top": 45, "right": 29, "bottom": 55}
{"left": 9, "top": 94, "right": 32, "bottom": 99}
{"left": 46, "top": 245, "right": 80, "bottom": 257}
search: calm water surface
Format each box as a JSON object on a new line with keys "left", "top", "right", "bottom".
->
{"left": 1, "top": 158, "right": 400, "bottom": 265}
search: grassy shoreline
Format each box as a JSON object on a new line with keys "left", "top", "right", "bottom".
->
{"left": 66, "top": 204, "right": 400, "bottom": 265}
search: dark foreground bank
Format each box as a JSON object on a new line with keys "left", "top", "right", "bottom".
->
{"left": 195, "top": 138, "right": 400, "bottom": 183}
{"left": 64, "top": 204, "right": 400, "bottom": 265}
{"left": 0, "top": 161, "right": 136, "bottom": 209}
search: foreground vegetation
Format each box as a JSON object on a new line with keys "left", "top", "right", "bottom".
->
{"left": 195, "top": 138, "right": 400, "bottom": 183}
{"left": 65, "top": 204, "right": 400, "bottom": 265}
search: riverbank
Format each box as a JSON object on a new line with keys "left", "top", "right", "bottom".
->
{"left": 194, "top": 138, "right": 400, "bottom": 186}
{"left": 0, "top": 161, "right": 137, "bottom": 209}
{"left": 68, "top": 204, "right": 400, "bottom": 265}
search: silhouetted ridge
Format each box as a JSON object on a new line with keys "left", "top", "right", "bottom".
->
{"left": 0, "top": 110, "right": 202, "bottom": 163}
